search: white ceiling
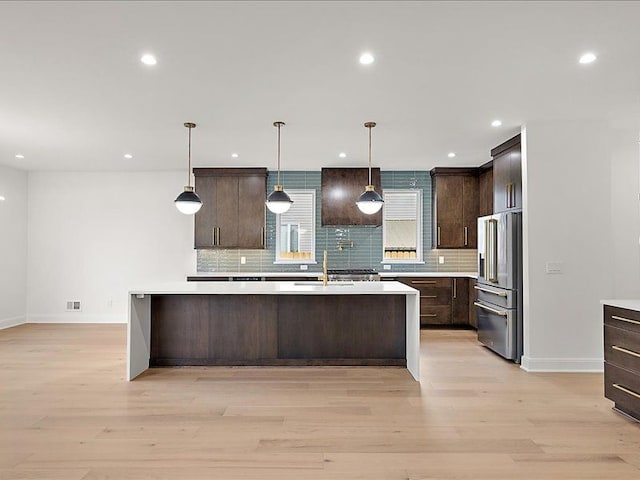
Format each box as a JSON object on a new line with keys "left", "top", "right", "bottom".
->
{"left": 1, "top": 1, "right": 639, "bottom": 173}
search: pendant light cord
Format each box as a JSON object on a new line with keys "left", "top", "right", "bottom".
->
{"left": 187, "top": 125, "right": 192, "bottom": 187}
{"left": 277, "top": 123, "right": 281, "bottom": 186}
{"left": 368, "top": 124, "right": 372, "bottom": 185}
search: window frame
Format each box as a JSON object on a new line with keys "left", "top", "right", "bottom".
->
{"left": 381, "top": 189, "right": 424, "bottom": 264}
{"left": 274, "top": 189, "right": 317, "bottom": 265}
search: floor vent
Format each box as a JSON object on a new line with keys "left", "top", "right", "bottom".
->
{"left": 66, "top": 301, "right": 81, "bottom": 312}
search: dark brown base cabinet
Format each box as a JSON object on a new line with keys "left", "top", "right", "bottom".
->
{"left": 150, "top": 294, "right": 406, "bottom": 367}
{"left": 604, "top": 305, "right": 640, "bottom": 422}
{"left": 395, "top": 277, "right": 470, "bottom": 327}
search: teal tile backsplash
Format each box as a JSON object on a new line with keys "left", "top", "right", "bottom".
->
{"left": 196, "top": 171, "right": 477, "bottom": 273}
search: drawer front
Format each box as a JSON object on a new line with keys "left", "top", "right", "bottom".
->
{"left": 604, "top": 325, "right": 640, "bottom": 375}
{"left": 405, "top": 278, "right": 451, "bottom": 289}
{"left": 604, "top": 305, "right": 640, "bottom": 335}
{"left": 419, "top": 287, "right": 452, "bottom": 306}
{"left": 604, "top": 362, "right": 640, "bottom": 420}
{"left": 420, "top": 305, "right": 452, "bottom": 325}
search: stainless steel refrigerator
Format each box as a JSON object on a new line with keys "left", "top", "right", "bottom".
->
{"left": 476, "top": 212, "right": 523, "bottom": 362}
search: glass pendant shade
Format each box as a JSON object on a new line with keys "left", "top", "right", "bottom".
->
{"left": 175, "top": 186, "right": 202, "bottom": 214}
{"left": 266, "top": 185, "right": 293, "bottom": 214}
{"left": 356, "top": 185, "right": 384, "bottom": 214}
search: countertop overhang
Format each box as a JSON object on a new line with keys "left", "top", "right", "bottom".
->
{"left": 600, "top": 299, "right": 640, "bottom": 311}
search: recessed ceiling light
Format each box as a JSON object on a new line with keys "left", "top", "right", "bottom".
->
{"left": 447, "top": 152, "right": 456, "bottom": 158}
{"left": 339, "top": 152, "right": 347, "bottom": 158}
{"left": 124, "top": 153, "right": 133, "bottom": 159}
{"left": 15, "top": 154, "right": 24, "bottom": 159}
{"left": 231, "top": 153, "right": 239, "bottom": 158}
{"left": 491, "top": 120, "right": 502, "bottom": 127}
{"left": 579, "top": 52, "right": 597, "bottom": 64}
{"left": 359, "top": 52, "right": 375, "bottom": 65}
{"left": 0, "top": 196, "right": 5, "bottom": 201}
{"left": 140, "top": 54, "right": 157, "bottom": 66}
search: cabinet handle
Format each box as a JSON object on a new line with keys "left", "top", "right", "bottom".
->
{"left": 612, "top": 345, "right": 640, "bottom": 358}
{"left": 212, "top": 227, "right": 217, "bottom": 246}
{"left": 613, "top": 383, "right": 640, "bottom": 400}
{"left": 464, "top": 226, "right": 468, "bottom": 246}
{"left": 453, "top": 278, "right": 457, "bottom": 299}
{"left": 611, "top": 315, "right": 640, "bottom": 326}
{"left": 420, "top": 295, "right": 437, "bottom": 299}
{"left": 420, "top": 314, "right": 437, "bottom": 317}
{"left": 411, "top": 280, "right": 437, "bottom": 285}
{"left": 437, "top": 226, "right": 441, "bottom": 246}
{"left": 511, "top": 183, "right": 515, "bottom": 208}
{"left": 216, "top": 227, "right": 221, "bottom": 246}
{"left": 260, "top": 227, "right": 265, "bottom": 248}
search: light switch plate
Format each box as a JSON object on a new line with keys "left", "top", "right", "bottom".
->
{"left": 300, "top": 264, "right": 308, "bottom": 270}
{"left": 438, "top": 256, "right": 445, "bottom": 264}
{"left": 545, "top": 261, "right": 563, "bottom": 274}
{"left": 240, "top": 256, "right": 246, "bottom": 265}
{"left": 383, "top": 264, "right": 391, "bottom": 270}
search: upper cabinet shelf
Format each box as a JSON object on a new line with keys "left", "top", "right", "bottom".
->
{"left": 321, "top": 168, "right": 382, "bottom": 226}
{"left": 193, "top": 168, "right": 267, "bottom": 249}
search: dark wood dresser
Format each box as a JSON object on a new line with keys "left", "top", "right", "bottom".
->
{"left": 604, "top": 303, "right": 640, "bottom": 422}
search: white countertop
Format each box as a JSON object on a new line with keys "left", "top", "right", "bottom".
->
{"left": 601, "top": 299, "right": 640, "bottom": 311}
{"left": 131, "top": 280, "right": 419, "bottom": 296}
{"left": 188, "top": 271, "right": 478, "bottom": 278}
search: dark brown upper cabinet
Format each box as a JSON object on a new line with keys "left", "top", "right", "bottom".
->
{"left": 321, "top": 168, "right": 382, "bottom": 226}
{"left": 478, "top": 161, "right": 494, "bottom": 217}
{"left": 491, "top": 134, "right": 521, "bottom": 213}
{"left": 193, "top": 168, "right": 267, "bottom": 249}
{"left": 430, "top": 168, "right": 479, "bottom": 249}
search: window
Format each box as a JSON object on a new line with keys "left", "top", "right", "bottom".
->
{"left": 275, "top": 189, "right": 316, "bottom": 263}
{"left": 382, "top": 189, "right": 423, "bottom": 263}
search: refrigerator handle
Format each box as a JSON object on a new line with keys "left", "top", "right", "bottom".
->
{"left": 486, "top": 219, "right": 498, "bottom": 283}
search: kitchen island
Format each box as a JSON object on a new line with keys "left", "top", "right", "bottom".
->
{"left": 128, "top": 281, "right": 420, "bottom": 381}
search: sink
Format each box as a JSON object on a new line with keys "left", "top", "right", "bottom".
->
{"left": 293, "top": 281, "right": 354, "bottom": 286}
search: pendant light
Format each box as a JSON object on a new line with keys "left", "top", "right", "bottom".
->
{"left": 356, "top": 121, "right": 384, "bottom": 214}
{"left": 266, "top": 121, "right": 293, "bottom": 214}
{"left": 174, "top": 122, "right": 202, "bottom": 215}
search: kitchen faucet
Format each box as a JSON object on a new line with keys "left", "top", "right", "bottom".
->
{"left": 318, "top": 250, "right": 328, "bottom": 286}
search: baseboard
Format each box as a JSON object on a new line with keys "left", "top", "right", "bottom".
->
{"left": 0, "top": 315, "right": 26, "bottom": 329}
{"left": 27, "top": 314, "right": 126, "bottom": 324}
{"left": 520, "top": 355, "right": 604, "bottom": 372}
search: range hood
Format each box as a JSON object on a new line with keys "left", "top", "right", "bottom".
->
{"left": 321, "top": 168, "right": 382, "bottom": 226}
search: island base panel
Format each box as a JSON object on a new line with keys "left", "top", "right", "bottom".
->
{"left": 150, "top": 294, "right": 406, "bottom": 367}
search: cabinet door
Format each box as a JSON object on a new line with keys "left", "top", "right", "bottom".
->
{"left": 478, "top": 167, "right": 493, "bottom": 217}
{"left": 194, "top": 176, "right": 218, "bottom": 248}
{"left": 215, "top": 176, "right": 239, "bottom": 248}
{"left": 434, "top": 175, "right": 464, "bottom": 248}
{"left": 237, "top": 175, "right": 266, "bottom": 248}
{"left": 510, "top": 149, "right": 522, "bottom": 210}
{"left": 451, "top": 277, "right": 469, "bottom": 325}
{"left": 462, "top": 176, "right": 479, "bottom": 248}
{"left": 493, "top": 152, "right": 511, "bottom": 213}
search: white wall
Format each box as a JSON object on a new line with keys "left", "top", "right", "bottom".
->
{"left": 27, "top": 171, "right": 195, "bottom": 323}
{"left": 610, "top": 129, "right": 640, "bottom": 298}
{"left": 0, "top": 165, "right": 28, "bottom": 328}
{"left": 522, "top": 120, "right": 617, "bottom": 372}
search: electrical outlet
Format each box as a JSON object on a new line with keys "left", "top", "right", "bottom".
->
{"left": 240, "top": 256, "right": 246, "bottom": 265}
{"left": 383, "top": 264, "right": 391, "bottom": 270}
{"left": 545, "top": 261, "right": 563, "bottom": 274}
{"left": 66, "top": 301, "right": 81, "bottom": 311}
{"left": 438, "top": 256, "right": 445, "bottom": 264}
{"left": 300, "top": 264, "right": 308, "bottom": 270}
{"left": 107, "top": 298, "right": 113, "bottom": 308}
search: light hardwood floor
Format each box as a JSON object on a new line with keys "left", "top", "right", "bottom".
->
{"left": 1, "top": 324, "right": 639, "bottom": 479}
